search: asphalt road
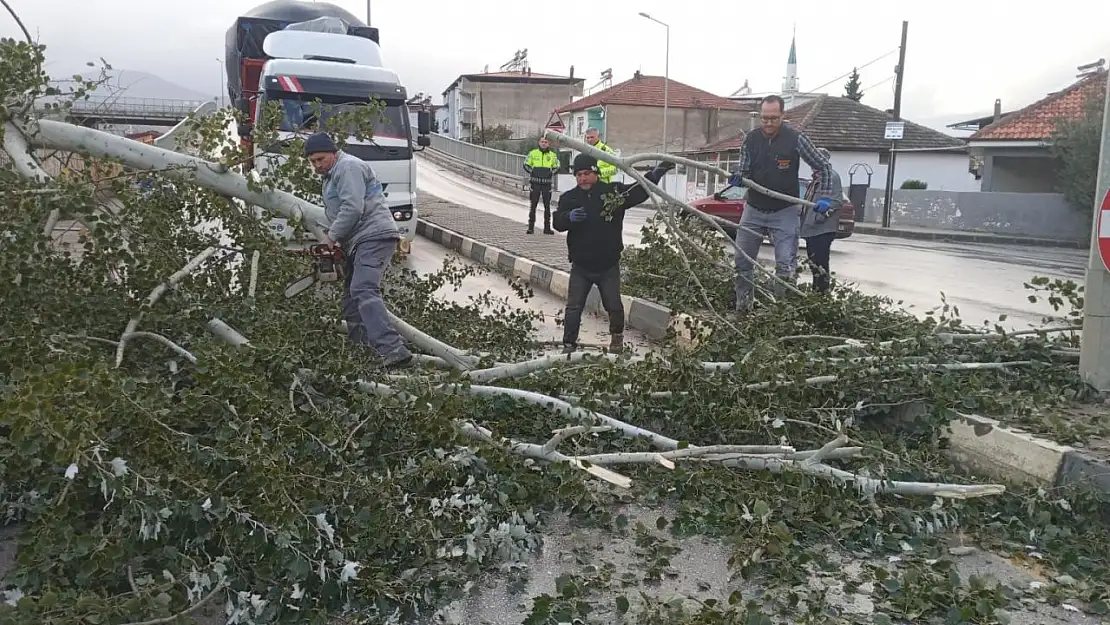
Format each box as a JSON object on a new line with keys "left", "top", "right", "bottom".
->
{"left": 416, "top": 156, "right": 1088, "bottom": 330}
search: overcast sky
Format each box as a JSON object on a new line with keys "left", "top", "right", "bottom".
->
{"left": 4, "top": 0, "right": 1109, "bottom": 132}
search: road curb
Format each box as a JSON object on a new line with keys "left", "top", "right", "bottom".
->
{"left": 1057, "top": 449, "right": 1110, "bottom": 493}
{"left": 415, "top": 219, "right": 702, "bottom": 343}
{"left": 853, "top": 224, "right": 1086, "bottom": 249}
{"left": 944, "top": 411, "right": 1076, "bottom": 485}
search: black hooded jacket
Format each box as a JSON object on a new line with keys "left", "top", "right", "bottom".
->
{"left": 552, "top": 169, "right": 664, "bottom": 271}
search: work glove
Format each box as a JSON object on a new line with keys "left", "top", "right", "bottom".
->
{"left": 813, "top": 198, "right": 833, "bottom": 214}
{"left": 569, "top": 208, "right": 588, "bottom": 223}
{"left": 728, "top": 173, "right": 742, "bottom": 187}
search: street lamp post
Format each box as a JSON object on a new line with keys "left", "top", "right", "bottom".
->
{"left": 638, "top": 12, "right": 669, "bottom": 153}
{"left": 216, "top": 58, "right": 225, "bottom": 108}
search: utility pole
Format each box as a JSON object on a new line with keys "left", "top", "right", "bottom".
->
{"left": 638, "top": 12, "right": 670, "bottom": 153}
{"left": 366, "top": 1, "right": 372, "bottom": 24}
{"left": 1079, "top": 73, "right": 1110, "bottom": 392}
{"left": 881, "top": 20, "right": 909, "bottom": 229}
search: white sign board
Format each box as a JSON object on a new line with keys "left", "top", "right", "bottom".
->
{"left": 884, "top": 121, "right": 905, "bottom": 141}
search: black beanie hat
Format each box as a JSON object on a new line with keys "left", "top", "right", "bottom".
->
{"left": 304, "top": 132, "right": 338, "bottom": 155}
{"left": 573, "top": 153, "right": 599, "bottom": 173}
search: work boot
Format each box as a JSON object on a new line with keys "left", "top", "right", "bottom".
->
{"left": 526, "top": 227, "right": 535, "bottom": 235}
{"left": 543, "top": 227, "right": 555, "bottom": 235}
{"left": 608, "top": 334, "right": 624, "bottom": 354}
{"left": 383, "top": 354, "right": 414, "bottom": 370}
{"left": 562, "top": 343, "right": 577, "bottom": 354}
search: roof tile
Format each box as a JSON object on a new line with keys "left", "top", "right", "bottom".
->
{"left": 970, "top": 70, "right": 1106, "bottom": 141}
{"left": 556, "top": 74, "right": 746, "bottom": 113}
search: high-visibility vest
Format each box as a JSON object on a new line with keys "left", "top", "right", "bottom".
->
{"left": 593, "top": 141, "right": 618, "bottom": 182}
{"left": 525, "top": 148, "right": 560, "bottom": 170}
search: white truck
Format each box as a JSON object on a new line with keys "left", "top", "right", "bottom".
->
{"left": 224, "top": 0, "right": 430, "bottom": 254}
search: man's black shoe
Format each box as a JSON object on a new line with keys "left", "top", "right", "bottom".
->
{"left": 384, "top": 354, "right": 414, "bottom": 370}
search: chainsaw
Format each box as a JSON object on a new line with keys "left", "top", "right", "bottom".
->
{"left": 283, "top": 244, "right": 347, "bottom": 299}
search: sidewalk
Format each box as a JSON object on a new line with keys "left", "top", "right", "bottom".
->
{"left": 854, "top": 223, "right": 1087, "bottom": 249}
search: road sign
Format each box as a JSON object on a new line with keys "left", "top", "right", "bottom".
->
{"left": 1098, "top": 188, "right": 1110, "bottom": 273}
{"left": 884, "top": 121, "right": 905, "bottom": 140}
{"left": 545, "top": 110, "right": 565, "bottom": 133}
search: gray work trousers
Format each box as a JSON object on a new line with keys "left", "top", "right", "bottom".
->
{"left": 734, "top": 204, "right": 800, "bottom": 311}
{"left": 343, "top": 238, "right": 411, "bottom": 365}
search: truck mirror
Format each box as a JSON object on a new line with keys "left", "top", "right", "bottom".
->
{"left": 416, "top": 111, "right": 432, "bottom": 135}
{"left": 417, "top": 135, "right": 431, "bottom": 147}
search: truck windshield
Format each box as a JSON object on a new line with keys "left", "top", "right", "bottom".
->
{"left": 274, "top": 97, "right": 409, "bottom": 141}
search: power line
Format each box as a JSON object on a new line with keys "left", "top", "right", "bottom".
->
{"left": 808, "top": 48, "right": 899, "bottom": 94}
{"left": 861, "top": 75, "right": 894, "bottom": 93}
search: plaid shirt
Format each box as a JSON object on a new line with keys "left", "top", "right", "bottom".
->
{"left": 732, "top": 124, "right": 833, "bottom": 199}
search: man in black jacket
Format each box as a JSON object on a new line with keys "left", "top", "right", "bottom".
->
{"left": 553, "top": 154, "right": 673, "bottom": 353}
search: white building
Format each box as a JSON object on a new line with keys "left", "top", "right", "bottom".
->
{"left": 685, "top": 35, "right": 976, "bottom": 202}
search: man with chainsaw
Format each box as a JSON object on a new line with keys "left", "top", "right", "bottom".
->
{"left": 727, "top": 94, "right": 834, "bottom": 315}
{"left": 553, "top": 153, "right": 674, "bottom": 354}
{"left": 523, "top": 136, "right": 559, "bottom": 234}
{"left": 305, "top": 132, "right": 413, "bottom": 369}
{"left": 583, "top": 127, "right": 618, "bottom": 183}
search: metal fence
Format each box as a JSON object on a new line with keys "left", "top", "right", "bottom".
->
{"left": 37, "top": 97, "right": 210, "bottom": 120}
{"left": 428, "top": 133, "right": 525, "bottom": 178}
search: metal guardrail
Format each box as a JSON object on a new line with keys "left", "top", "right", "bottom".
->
{"left": 36, "top": 97, "right": 211, "bottom": 120}
{"left": 428, "top": 133, "right": 526, "bottom": 178}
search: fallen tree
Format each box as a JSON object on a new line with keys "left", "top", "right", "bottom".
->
{"left": 1, "top": 34, "right": 1108, "bottom": 625}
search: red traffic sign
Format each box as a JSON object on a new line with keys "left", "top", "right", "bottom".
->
{"left": 545, "top": 111, "right": 565, "bottom": 132}
{"left": 1100, "top": 188, "right": 1110, "bottom": 273}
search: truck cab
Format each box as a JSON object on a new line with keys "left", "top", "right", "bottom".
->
{"left": 227, "top": 7, "right": 430, "bottom": 252}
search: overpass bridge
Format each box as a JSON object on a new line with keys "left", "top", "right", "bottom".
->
{"left": 35, "top": 97, "right": 212, "bottom": 127}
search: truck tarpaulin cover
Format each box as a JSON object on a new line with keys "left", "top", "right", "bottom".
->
{"left": 224, "top": 0, "right": 379, "bottom": 101}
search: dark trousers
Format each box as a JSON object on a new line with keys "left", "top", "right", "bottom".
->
{"left": 563, "top": 264, "right": 624, "bottom": 345}
{"left": 342, "top": 238, "right": 411, "bottom": 365}
{"left": 804, "top": 232, "right": 836, "bottom": 293}
{"left": 528, "top": 188, "right": 552, "bottom": 230}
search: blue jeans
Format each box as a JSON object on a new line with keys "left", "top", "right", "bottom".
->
{"left": 343, "top": 238, "right": 411, "bottom": 365}
{"left": 734, "top": 204, "right": 800, "bottom": 311}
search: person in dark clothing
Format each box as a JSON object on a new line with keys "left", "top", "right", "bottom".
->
{"left": 523, "top": 137, "right": 559, "bottom": 234}
{"left": 553, "top": 153, "right": 673, "bottom": 353}
{"left": 799, "top": 147, "right": 844, "bottom": 294}
{"left": 727, "top": 94, "right": 834, "bottom": 314}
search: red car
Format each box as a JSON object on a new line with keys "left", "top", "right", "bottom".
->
{"left": 689, "top": 178, "right": 855, "bottom": 239}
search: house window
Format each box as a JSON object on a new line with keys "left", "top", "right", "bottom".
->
{"left": 576, "top": 117, "right": 585, "bottom": 136}
{"left": 878, "top": 152, "right": 890, "bottom": 165}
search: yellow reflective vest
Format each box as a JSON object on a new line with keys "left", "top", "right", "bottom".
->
{"left": 524, "top": 148, "right": 560, "bottom": 188}
{"left": 593, "top": 141, "right": 618, "bottom": 183}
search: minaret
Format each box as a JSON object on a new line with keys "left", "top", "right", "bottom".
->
{"left": 782, "top": 25, "right": 799, "bottom": 94}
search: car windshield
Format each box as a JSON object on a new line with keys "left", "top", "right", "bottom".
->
{"left": 720, "top": 181, "right": 815, "bottom": 200}
{"left": 274, "top": 98, "right": 408, "bottom": 141}
{"left": 719, "top": 185, "right": 746, "bottom": 200}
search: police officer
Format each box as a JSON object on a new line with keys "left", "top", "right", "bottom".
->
{"left": 523, "top": 136, "right": 559, "bottom": 234}
{"left": 553, "top": 154, "right": 673, "bottom": 353}
{"left": 728, "top": 94, "right": 834, "bottom": 314}
{"left": 583, "top": 127, "right": 618, "bottom": 183}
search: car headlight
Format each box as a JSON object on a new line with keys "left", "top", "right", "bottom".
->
{"left": 392, "top": 211, "right": 402, "bottom": 219}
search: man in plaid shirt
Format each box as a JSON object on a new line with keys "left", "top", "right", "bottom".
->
{"left": 728, "top": 94, "right": 834, "bottom": 314}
